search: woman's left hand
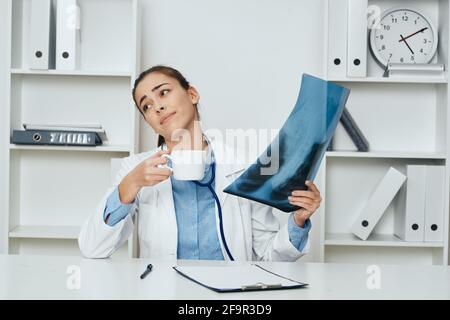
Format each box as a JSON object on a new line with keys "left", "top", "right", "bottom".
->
{"left": 288, "top": 180, "right": 322, "bottom": 227}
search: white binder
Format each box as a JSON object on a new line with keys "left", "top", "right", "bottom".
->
{"left": 351, "top": 167, "right": 406, "bottom": 240}
{"left": 424, "top": 165, "right": 445, "bottom": 242}
{"left": 29, "top": 0, "right": 55, "bottom": 70}
{"left": 56, "top": 0, "right": 80, "bottom": 70}
{"left": 346, "top": 0, "right": 368, "bottom": 77}
{"left": 394, "top": 165, "right": 426, "bottom": 242}
{"left": 327, "top": 0, "right": 348, "bottom": 78}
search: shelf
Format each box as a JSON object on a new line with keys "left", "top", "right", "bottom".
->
{"left": 326, "top": 151, "right": 447, "bottom": 160}
{"left": 9, "top": 225, "right": 80, "bottom": 240}
{"left": 328, "top": 76, "right": 448, "bottom": 84}
{"left": 4, "top": 0, "right": 141, "bottom": 258}
{"left": 9, "top": 144, "right": 131, "bottom": 153}
{"left": 11, "top": 68, "right": 132, "bottom": 77}
{"left": 325, "top": 233, "right": 444, "bottom": 248}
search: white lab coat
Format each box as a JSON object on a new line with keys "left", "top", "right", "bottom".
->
{"left": 78, "top": 135, "right": 309, "bottom": 261}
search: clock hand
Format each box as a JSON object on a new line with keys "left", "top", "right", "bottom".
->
{"left": 398, "top": 27, "right": 428, "bottom": 42}
{"left": 400, "top": 34, "right": 414, "bottom": 54}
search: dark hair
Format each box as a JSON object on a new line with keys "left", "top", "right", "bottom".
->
{"left": 132, "top": 65, "right": 200, "bottom": 147}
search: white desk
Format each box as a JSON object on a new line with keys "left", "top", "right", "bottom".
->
{"left": 1, "top": 254, "right": 449, "bottom": 299}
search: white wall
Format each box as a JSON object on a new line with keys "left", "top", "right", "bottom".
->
{"left": 138, "top": 0, "right": 325, "bottom": 151}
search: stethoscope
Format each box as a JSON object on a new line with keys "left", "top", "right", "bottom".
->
{"left": 193, "top": 161, "right": 234, "bottom": 261}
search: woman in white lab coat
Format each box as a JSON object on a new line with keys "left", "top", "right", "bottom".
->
{"left": 78, "top": 65, "right": 322, "bottom": 261}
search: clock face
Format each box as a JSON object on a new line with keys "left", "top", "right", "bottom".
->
{"left": 369, "top": 8, "right": 438, "bottom": 67}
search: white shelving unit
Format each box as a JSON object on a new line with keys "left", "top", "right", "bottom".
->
{"left": 324, "top": 233, "right": 444, "bottom": 248}
{"left": 10, "top": 68, "right": 133, "bottom": 77}
{"left": 9, "top": 225, "right": 80, "bottom": 240}
{"left": 326, "top": 150, "right": 447, "bottom": 159}
{"left": 8, "top": 144, "right": 131, "bottom": 152}
{"left": 0, "top": 0, "right": 141, "bottom": 258}
{"left": 327, "top": 76, "right": 448, "bottom": 83}
{"left": 319, "top": 0, "right": 450, "bottom": 265}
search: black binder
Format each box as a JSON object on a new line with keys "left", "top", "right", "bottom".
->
{"left": 11, "top": 130, "right": 102, "bottom": 146}
{"left": 340, "top": 107, "right": 369, "bottom": 151}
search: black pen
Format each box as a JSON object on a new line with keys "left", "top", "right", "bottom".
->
{"left": 140, "top": 264, "right": 153, "bottom": 279}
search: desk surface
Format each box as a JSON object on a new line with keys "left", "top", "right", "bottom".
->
{"left": 1, "top": 254, "right": 449, "bottom": 299}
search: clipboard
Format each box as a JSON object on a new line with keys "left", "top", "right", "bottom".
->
{"left": 173, "top": 264, "right": 308, "bottom": 293}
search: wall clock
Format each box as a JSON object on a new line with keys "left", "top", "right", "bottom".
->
{"left": 369, "top": 7, "right": 438, "bottom": 68}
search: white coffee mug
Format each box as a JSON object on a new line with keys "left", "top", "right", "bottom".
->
{"left": 159, "top": 149, "right": 206, "bottom": 180}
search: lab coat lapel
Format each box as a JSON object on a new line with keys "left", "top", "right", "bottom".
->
{"left": 152, "top": 146, "right": 178, "bottom": 255}
{"left": 208, "top": 136, "right": 246, "bottom": 205}
{"left": 153, "top": 144, "right": 177, "bottom": 222}
{"left": 154, "top": 177, "right": 175, "bottom": 216}
{"left": 214, "top": 162, "right": 232, "bottom": 205}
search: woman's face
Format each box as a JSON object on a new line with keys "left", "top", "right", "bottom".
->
{"left": 134, "top": 72, "right": 200, "bottom": 141}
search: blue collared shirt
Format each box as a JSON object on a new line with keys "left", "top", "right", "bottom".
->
{"left": 103, "top": 148, "right": 311, "bottom": 258}
{"left": 169, "top": 146, "right": 224, "bottom": 260}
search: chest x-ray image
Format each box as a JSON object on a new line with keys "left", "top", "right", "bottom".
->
{"left": 224, "top": 74, "right": 350, "bottom": 212}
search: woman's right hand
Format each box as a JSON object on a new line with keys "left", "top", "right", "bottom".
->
{"left": 118, "top": 149, "right": 172, "bottom": 204}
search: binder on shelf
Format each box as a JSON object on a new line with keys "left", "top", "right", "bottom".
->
{"left": 347, "top": 0, "right": 368, "bottom": 77}
{"left": 56, "top": 0, "right": 81, "bottom": 70}
{"left": 327, "top": 135, "right": 334, "bottom": 151}
{"left": 23, "top": 123, "right": 107, "bottom": 141}
{"left": 424, "top": 165, "right": 445, "bottom": 242}
{"left": 11, "top": 130, "right": 102, "bottom": 146}
{"left": 394, "top": 165, "right": 426, "bottom": 242}
{"left": 29, "top": 0, "right": 55, "bottom": 70}
{"left": 340, "top": 107, "right": 369, "bottom": 151}
{"left": 351, "top": 167, "right": 407, "bottom": 240}
{"left": 327, "top": 0, "right": 348, "bottom": 78}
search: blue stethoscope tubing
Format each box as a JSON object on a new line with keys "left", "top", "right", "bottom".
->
{"left": 193, "top": 161, "right": 235, "bottom": 261}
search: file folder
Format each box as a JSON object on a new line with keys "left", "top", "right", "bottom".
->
{"left": 223, "top": 74, "right": 350, "bottom": 213}
{"left": 11, "top": 130, "right": 102, "bottom": 146}
{"left": 173, "top": 264, "right": 308, "bottom": 293}
{"left": 394, "top": 165, "right": 426, "bottom": 242}
{"left": 327, "top": 0, "right": 348, "bottom": 78}
{"left": 56, "top": 0, "right": 80, "bottom": 70}
{"left": 340, "top": 107, "right": 369, "bottom": 151}
{"left": 347, "top": 0, "right": 368, "bottom": 77}
{"left": 29, "top": 0, "right": 55, "bottom": 69}
{"left": 23, "top": 122, "right": 107, "bottom": 141}
{"left": 424, "top": 165, "right": 445, "bottom": 242}
{"left": 351, "top": 167, "right": 406, "bottom": 240}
